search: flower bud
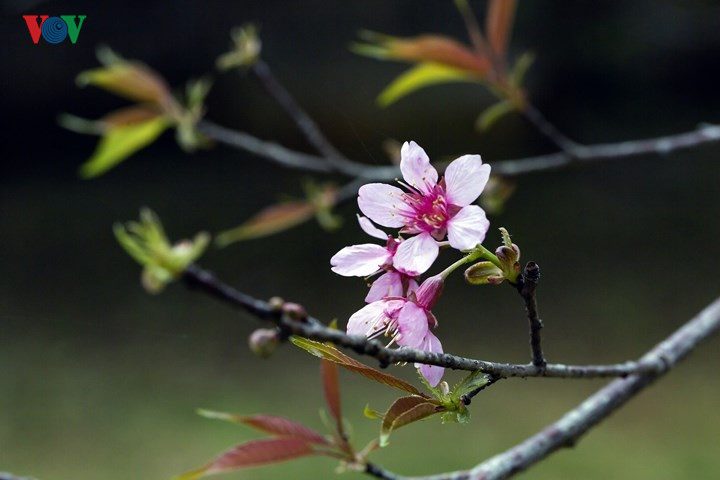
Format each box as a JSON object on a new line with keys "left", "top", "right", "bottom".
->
{"left": 282, "top": 302, "right": 307, "bottom": 321}
{"left": 495, "top": 243, "right": 521, "bottom": 283}
{"left": 414, "top": 274, "right": 445, "bottom": 310}
{"left": 248, "top": 328, "right": 281, "bottom": 358}
{"left": 464, "top": 261, "right": 505, "bottom": 285}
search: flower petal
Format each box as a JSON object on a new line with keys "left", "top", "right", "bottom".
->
{"left": 392, "top": 233, "right": 439, "bottom": 276}
{"left": 330, "top": 244, "right": 391, "bottom": 277}
{"left": 447, "top": 205, "right": 489, "bottom": 251}
{"left": 400, "top": 141, "right": 438, "bottom": 194}
{"left": 357, "top": 215, "right": 388, "bottom": 240}
{"left": 395, "top": 302, "right": 429, "bottom": 348}
{"left": 365, "top": 271, "right": 404, "bottom": 303}
{"left": 358, "top": 183, "right": 408, "bottom": 228}
{"left": 444, "top": 154, "right": 491, "bottom": 206}
{"left": 415, "top": 332, "right": 444, "bottom": 387}
{"left": 347, "top": 300, "right": 389, "bottom": 337}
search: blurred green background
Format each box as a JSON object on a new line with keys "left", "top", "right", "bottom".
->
{"left": 2, "top": 1, "right": 719, "bottom": 479}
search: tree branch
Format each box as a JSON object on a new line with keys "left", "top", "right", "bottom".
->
{"left": 389, "top": 296, "right": 720, "bottom": 480}
{"left": 181, "top": 264, "right": 703, "bottom": 380}
{"left": 196, "top": 119, "right": 720, "bottom": 181}
{"left": 513, "top": 262, "right": 545, "bottom": 368}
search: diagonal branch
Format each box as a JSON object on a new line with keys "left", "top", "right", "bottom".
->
{"left": 181, "top": 264, "right": 716, "bottom": 381}
{"left": 368, "top": 296, "right": 720, "bottom": 480}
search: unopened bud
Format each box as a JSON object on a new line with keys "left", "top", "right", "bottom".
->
{"left": 465, "top": 261, "right": 505, "bottom": 285}
{"left": 249, "top": 328, "right": 281, "bottom": 358}
{"left": 282, "top": 302, "right": 307, "bottom": 321}
{"left": 414, "top": 274, "right": 445, "bottom": 309}
{"left": 439, "top": 381, "right": 450, "bottom": 397}
{"left": 268, "top": 296, "right": 285, "bottom": 311}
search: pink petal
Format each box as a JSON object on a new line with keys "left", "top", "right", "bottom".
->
{"left": 446, "top": 205, "right": 490, "bottom": 251}
{"left": 392, "top": 233, "right": 439, "bottom": 276}
{"left": 330, "top": 244, "right": 391, "bottom": 277}
{"left": 358, "top": 183, "right": 408, "bottom": 228}
{"left": 347, "top": 300, "right": 389, "bottom": 337}
{"left": 444, "top": 155, "right": 491, "bottom": 207}
{"left": 415, "top": 331, "right": 444, "bottom": 387}
{"left": 400, "top": 141, "right": 438, "bottom": 194}
{"left": 414, "top": 274, "right": 444, "bottom": 310}
{"left": 406, "top": 277, "right": 420, "bottom": 296}
{"left": 395, "top": 302, "right": 429, "bottom": 348}
{"left": 365, "top": 271, "right": 404, "bottom": 303}
{"left": 357, "top": 215, "right": 388, "bottom": 240}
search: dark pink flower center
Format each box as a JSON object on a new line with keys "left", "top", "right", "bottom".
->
{"left": 400, "top": 183, "right": 457, "bottom": 239}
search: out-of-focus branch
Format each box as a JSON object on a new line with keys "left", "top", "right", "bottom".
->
{"left": 181, "top": 264, "right": 715, "bottom": 381}
{"left": 197, "top": 119, "right": 720, "bottom": 180}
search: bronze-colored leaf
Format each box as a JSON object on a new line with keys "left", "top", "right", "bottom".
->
{"left": 197, "top": 410, "right": 329, "bottom": 445}
{"left": 380, "top": 395, "right": 444, "bottom": 446}
{"left": 215, "top": 201, "right": 316, "bottom": 246}
{"left": 101, "top": 105, "right": 164, "bottom": 128}
{"left": 291, "top": 337, "right": 426, "bottom": 397}
{"left": 77, "top": 61, "right": 173, "bottom": 105}
{"left": 486, "top": 0, "right": 517, "bottom": 58}
{"left": 320, "top": 361, "right": 343, "bottom": 435}
{"left": 175, "top": 438, "right": 316, "bottom": 480}
{"left": 355, "top": 32, "right": 491, "bottom": 75}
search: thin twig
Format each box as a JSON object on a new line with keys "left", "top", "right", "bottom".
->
{"left": 391, "top": 296, "right": 720, "bottom": 480}
{"left": 513, "top": 262, "right": 545, "bottom": 368}
{"left": 251, "top": 59, "right": 353, "bottom": 172}
{"left": 196, "top": 118, "right": 720, "bottom": 180}
{"left": 522, "top": 104, "right": 579, "bottom": 153}
{"left": 180, "top": 264, "right": 691, "bottom": 380}
{"left": 461, "top": 374, "right": 500, "bottom": 406}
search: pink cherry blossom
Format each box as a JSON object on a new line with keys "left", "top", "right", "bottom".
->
{"left": 346, "top": 274, "right": 445, "bottom": 386}
{"left": 330, "top": 216, "right": 421, "bottom": 303}
{"left": 358, "top": 141, "right": 491, "bottom": 275}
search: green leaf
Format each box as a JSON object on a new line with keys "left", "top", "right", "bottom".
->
{"left": 363, "top": 404, "right": 383, "bottom": 420}
{"left": 79, "top": 116, "right": 170, "bottom": 178}
{"left": 452, "top": 370, "right": 492, "bottom": 397}
{"left": 174, "top": 438, "right": 317, "bottom": 480}
{"left": 476, "top": 99, "right": 514, "bottom": 132}
{"left": 509, "top": 51, "right": 535, "bottom": 89}
{"left": 196, "top": 410, "right": 329, "bottom": 445}
{"left": 290, "top": 337, "right": 427, "bottom": 397}
{"left": 380, "top": 396, "right": 443, "bottom": 447}
{"left": 378, "top": 62, "right": 480, "bottom": 107}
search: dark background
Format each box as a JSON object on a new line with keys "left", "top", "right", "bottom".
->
{"left": 2, "top": 1, "right": 720, "bottom": 479}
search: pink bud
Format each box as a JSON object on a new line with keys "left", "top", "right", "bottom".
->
{"left": 414, "top": 274, "right": 445, "bottom": 310}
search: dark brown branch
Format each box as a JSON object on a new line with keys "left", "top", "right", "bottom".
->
{"left": 513, "top": 262, "right": 545, "bottom": 368}
{"left": 181, "top": 264, "right": 692, "bottom": 380}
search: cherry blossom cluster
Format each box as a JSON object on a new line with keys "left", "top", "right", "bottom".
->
{"left": 330, "top": 142, "right": 491, "bottom": 386}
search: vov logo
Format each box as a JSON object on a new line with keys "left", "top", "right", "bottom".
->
{"left": 22, "top": 15, "right": 87, "bottom": 44}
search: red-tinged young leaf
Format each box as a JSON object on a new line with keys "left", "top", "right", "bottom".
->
{"left": 291, "top": 337, "right": 427, "bottom": 397}
{"left": 215, "top": 201, "right": 316, "bottom": 246}
{"left": 197, "top": 410, "right": 329, "bottom": 445}
{"left": 175, "top": 438, "right": 317, "bottom": 480}
{"left": 77, "top": 61, "right": 173, "bottom": 106}
{"left": 486, "top": 0, "right": 517, "bottom": 58}
{"left": 355, "top": 32, "right": 491, "bottom": 75}
{"left": 380, "top": 396, "right": 444, "bottom": 446}
{"left": 101, "top": 105, "right": 164, "bottom": 128}
{"left": 320, "top": 360, "right": 343, "bottom": 435}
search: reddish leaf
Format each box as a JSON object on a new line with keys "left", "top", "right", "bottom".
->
{"left": 320, "top": 360, "right": 343, "bottom": 435}
{"left": 486, "top": 0, "right": 517, "bottom": 58}
{"left": 355, "top": 32, "right": 491, "bottom": 75}
{"left": 176, "top": 438, "right": 316, "bottom": 480}
{"left": 380, "top": 396, "right": 444, "bottom": 446}
{"left": 291, "top": 337, "right": 427, "bottom": 397}
{"left": 101, "top": 105, "right": 164, "bottom": 128}
{"left": 215, "top": 200, "right": 316, "bottom": 246}
{"left": 77, "top": 61, "right": 172, "bottom": 105}
{"left": 198, "top": 410, "right": 329, "bottom": 445}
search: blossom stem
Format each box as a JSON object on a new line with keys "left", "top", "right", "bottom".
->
{"left": 440, "top": 250, "right": 483, "bottom": 279}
